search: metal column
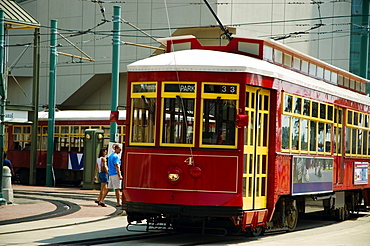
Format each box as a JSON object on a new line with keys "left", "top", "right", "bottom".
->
{"left": 110, "top": 6, "right": 121, "bottom": 142}
{"left": 46, "top": 19, "right": 57, "bottom": 187}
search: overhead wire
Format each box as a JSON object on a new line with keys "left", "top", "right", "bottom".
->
{"left": 163, "top": 0, "right": 195, "bottom": 160}
{"left": 6, "top": 1, "right": 364, "bottom": 68}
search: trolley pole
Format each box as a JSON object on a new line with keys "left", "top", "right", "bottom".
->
{"left": 110, "top": 6, "right": 121, "bottom": 142}
{"left": 46, "top": 19, "right": 57, "bottom": 187}
{"left": 0, "top": 10, "right": 6, "bottom": 204}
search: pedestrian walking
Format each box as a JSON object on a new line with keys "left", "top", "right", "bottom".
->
{"left": 94, "top": 148, "right": 108, "bottom": 207}
{"left": 107, "top": 144, "right": 123, "bottom": 207}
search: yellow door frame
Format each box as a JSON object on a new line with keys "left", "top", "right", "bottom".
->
{"left": 243, "top": 86, "right": 270, "bottom": 210}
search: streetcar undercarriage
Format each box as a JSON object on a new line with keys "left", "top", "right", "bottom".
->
{"left": 124, "top": 190, "right": 368, "bottom": 236}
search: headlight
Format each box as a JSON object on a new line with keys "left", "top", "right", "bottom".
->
{"left": 168, "top": 173, "right": 180, "bottom": 181}
{"left": 167, "top": 166, "right": 182, "bottom": 183}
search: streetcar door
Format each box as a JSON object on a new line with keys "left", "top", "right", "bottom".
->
{"left": 243, "top": 86, "right": 270, "bottom": 210}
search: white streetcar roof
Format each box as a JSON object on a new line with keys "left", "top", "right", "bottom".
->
{"left": 128, "top": 49, "right": 370, "bottom": 107}
{"left": 38, "top": 110, "right": 126, "bottom": 121}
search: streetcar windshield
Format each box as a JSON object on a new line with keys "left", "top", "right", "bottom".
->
{"left": 131, "top": 97, "right": 156, "bottom": 144}
{"left": 162, "top": 96, "right": 194, "bottom": 144}
{"left": 202, "top": 98, "right": 236, "bottom": 146}
{"left": 130, "top": 82, "right": 157, "bottom": 145}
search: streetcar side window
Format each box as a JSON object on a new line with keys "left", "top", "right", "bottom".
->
{"left": 300, "top": 119, "right": 308, "bottom": 151}
{"left": 333, "top": 107, "right": 343, "bottom": 154}
{"left": 201, "top": 83, "right": 238, "bottom": 148}
{"left": 130, "top": 82, "right": 157, "bottom": 145}
{"left": 291, "top": 117, "right": 300, "bottom": 150}
{"left": 281, "top": 93, "right": 336, "bottom": 154}
{"left": 281, "top": 115, "right": 290, "bottom": 150}
{"left": 13, "top": 126, "right": 31, "bottom": 150}
{"left": 345, "top": 109, "right": 370, "bottom": 157}
{"left": 284, "top": 94, "right": 292, "bottom": 113}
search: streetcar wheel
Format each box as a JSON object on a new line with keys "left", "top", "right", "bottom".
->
{"left": 285, "top": 199, "right": 298, "bottom": 232}
{"left": 247, "top": 226, "right": 265, "bottom": 237}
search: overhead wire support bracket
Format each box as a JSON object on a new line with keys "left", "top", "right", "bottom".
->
{"left": 57, "top": 33, "right": 95, "bottom": 62}
{"left": 121, "top": 41, "right": 165, "bottom": 51}
{"left": 57, "top": 51, "right": 95, "bottom": 62}
{"left": 120, "top": 17, "right": 165, "bottom": 47}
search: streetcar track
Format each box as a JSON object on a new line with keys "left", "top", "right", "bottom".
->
{"left": 45, "top": 231, "right": 178, "bottom": 245}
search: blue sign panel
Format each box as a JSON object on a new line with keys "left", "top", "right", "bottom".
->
{"left": 68, "top": 153, "right": 84, "bottom": 170}
{"left": 292, "top": 156, "right": 333, "bottom": 195}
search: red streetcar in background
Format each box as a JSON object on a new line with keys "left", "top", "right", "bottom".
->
{"left": 6, "top": 110, "right": 126, "bottom": 185}
{"left": 122, "top": 35, "right": 370, "bottom": 235}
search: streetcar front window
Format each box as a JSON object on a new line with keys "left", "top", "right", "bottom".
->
{"left": 202, "top": 98, "right": 236, "bottom": 146}
{"left": 131, "top": 97, "right": 156, "bottom": 144}
{"left": 160, "top": 82, "right": 196, "bottom": 146}
{"left": 162, "top": 97, "right": 194, "bottom": 144}
{"left": 201, "top": 83, "right": 238, "bottom": 148}
{"left": 130, "top": 82, "right": 157, "bottom": 145}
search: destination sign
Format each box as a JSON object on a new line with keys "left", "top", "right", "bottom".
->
{"left": 133, "top": 84, "right": 156, "bottom": 93}
{"left": 204, "top": 84, "right": 237, "bottom": 94}
{"left": 164, "top": 84, "right": 195, "bottom": 93}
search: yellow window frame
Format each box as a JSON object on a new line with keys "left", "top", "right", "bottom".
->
{"left": 345, "top": 109, "right": 370, "bottom": 157}
{"left": 200, "top": 82, "right": 239, "bottom": 149}
{"left": 130, "top": 82, "right": 157, "bottom": 146}
{"left": 13, "top": 125, "right": 31, "bottom": 150}
{"left": 281, "top": 93, "right": 334, "bottom": 154}
{"left": 160, "top": 81, "right": 196, "bottom": 147}
{"left": 333, "top": 106, "right": 343, "bottom": 156}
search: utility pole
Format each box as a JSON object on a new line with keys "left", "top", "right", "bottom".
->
{"left": 0, "top": 10, "right": 6, "bottom": 204}
{"left": 29, "top": 28, "right": 40, "bottom": 185}
{"left": 46, "top": 19, "right": 57, "bottom": 186}
{"left": 360, "top": 0, "right": 370, "bottom": 94}
{"left": 110, "top": 6, "right": 121, "bottom": 142}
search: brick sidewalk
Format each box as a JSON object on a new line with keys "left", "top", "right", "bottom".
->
{"left": 0, "top": 185, "right": 116, "bottom": 221}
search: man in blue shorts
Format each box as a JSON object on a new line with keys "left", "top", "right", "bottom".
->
{"left": 107, "top": 144, "right": 123, "bottom": 207}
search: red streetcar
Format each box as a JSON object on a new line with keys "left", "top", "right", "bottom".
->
{"left": 7, "top": 110, "right": 126, "bottom": 185}
{"left": 122, "top": 35, "right": 370, "bottom": 235}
